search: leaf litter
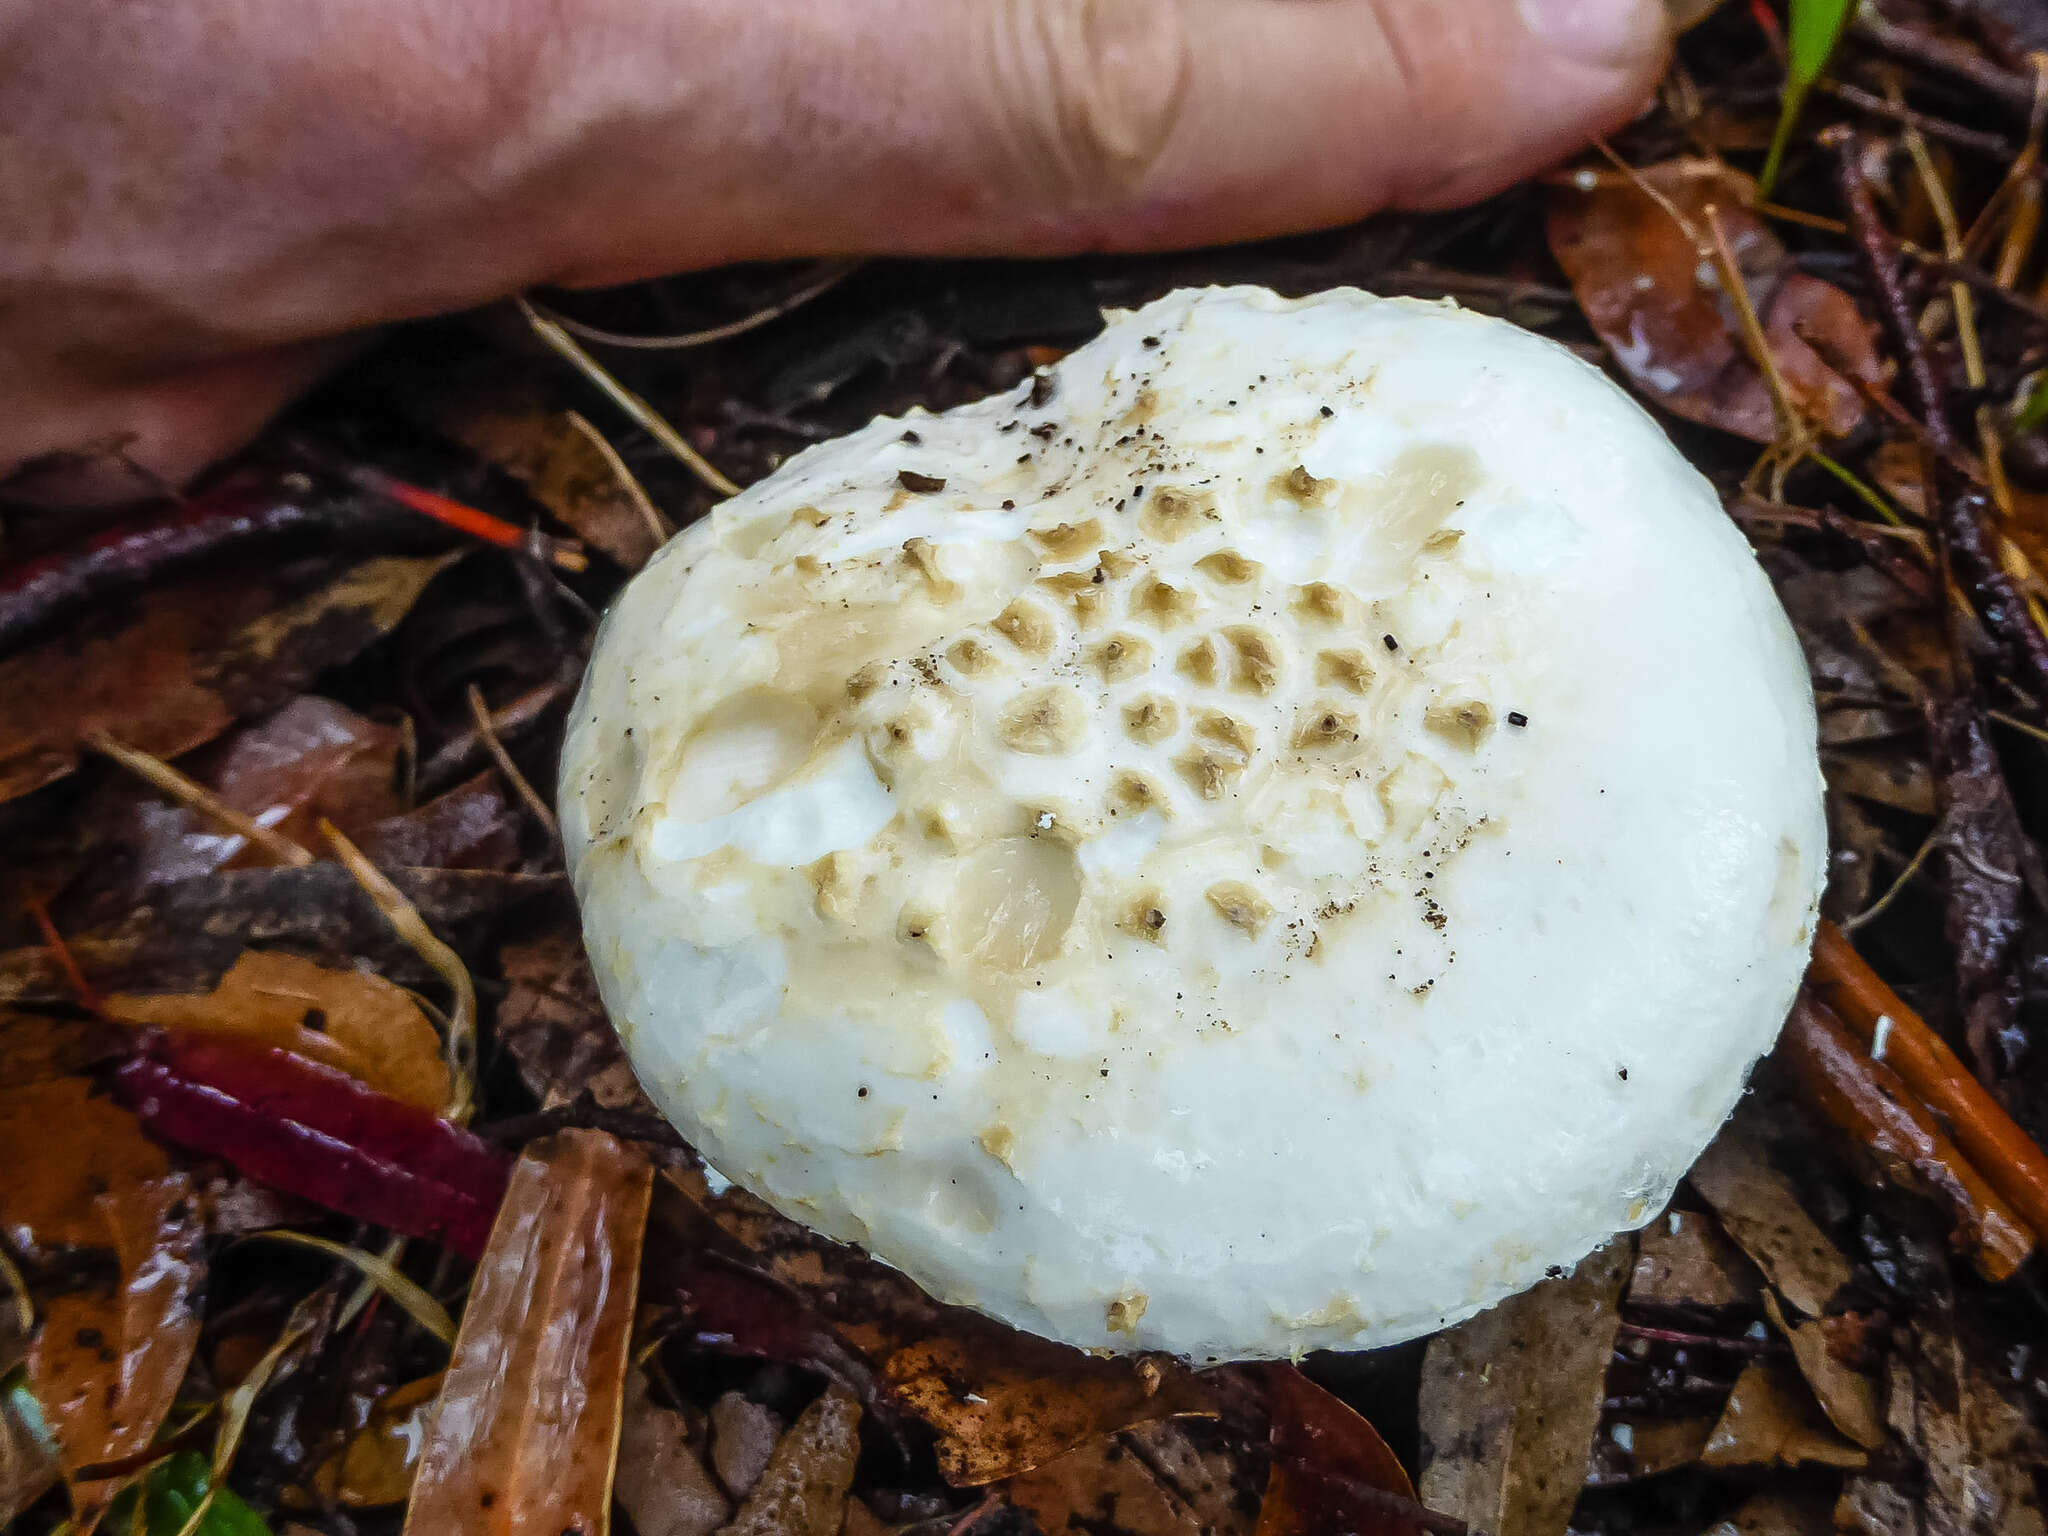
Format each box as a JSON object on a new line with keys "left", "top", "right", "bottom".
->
{"left": 10, "top": 7, "right": 2048, "bottom": 1533}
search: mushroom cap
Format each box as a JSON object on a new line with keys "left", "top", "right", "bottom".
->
{"left": 561, "top": 286, "right": 1826, "bottom": 1360}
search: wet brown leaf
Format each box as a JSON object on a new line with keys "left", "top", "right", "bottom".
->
{"left": 1764, "top": 1291, "right": 1884, "bottom": 1451}
{"left": 307, "top": 1371, "right": 444, "bottom": 1507}
{"left": 496, "top": 926, "right": 652, "bottom": 1113}
{"left": 1003, "top": 1418, "right": 1261, "bottom": 1536}
{"left": 618, "top": 1367, "right": 730, "bottom": 1536}
{"left": 1700, "top": 1361, "right": 1867, "bottom": 1469}
{"left": 26, "top": 1175, "right": 203, "bottom": 1528}
{"left": 1585, "top": 1414, "right": 1716, "bottom": 1484}
{"left": 1251, "top": 1364, "right": 1416, "bottom": 1536}
{"left": 0, "top": 555, "right": 449, "bottom": 805}
{"left": 104, "top": 948, "right": 449, "bottom": 1110}
{"left": 1628, "top": 1208, "right": 1765, "bottom": 1310}
{"left": 0, "top": 1076, "right": 167, "bottom": 1252}
{"left": 716, "top": 1386, "right": 861, "bottom": 1536}
{"left": 0, "top": 1011, "right": 128, "bottom": 1087}
{"left": 1417, "top": 1243, "right": 1630, "bottom": 1536}
{"left": 1723, "top": 1489, "right": 1836, "bottom": 1536}
{"left": 1687, "top": 1111, "right": 1853, "bottom": 1318}
{"left": 1, "top": 1369, "right": 62, "bottom": 1526}
{"left": 402, "top": 1129, "right": 653, "bottom": 1536}
{"left": 440, "top": 403, "right": 665, "bottom": 570}
{"left": 353, "top": 772, "right": 524, "bottom": 873}
{"left": 1549, "top": 161, "right": 1878, "bottom": 442}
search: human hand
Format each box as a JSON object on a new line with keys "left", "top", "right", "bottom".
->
{"left": 0, "top": 0, "right": 1671, "bottom": 498}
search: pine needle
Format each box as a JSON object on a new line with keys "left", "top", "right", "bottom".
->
{"left": 237, "top": 1231, "right": 456, "bottom": 1345}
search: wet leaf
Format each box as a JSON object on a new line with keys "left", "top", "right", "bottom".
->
{"left": 135, "top": 1449, "right": 275, "bottom": 1536}
{"left": 1549, "top": 161, "right": 1878, "bottom": 442}
{"left": 1253, "top": 1363, "right": 1418, "bottom": 1536}
{"left": 112, "top": 1031, "right": 512, "bottom": 1257}
{"left": 1003, "top": 1418, "right": 1261, "bottom": 1536}
{"left": 2, "top": 865, "right": 558, "bottom": 1007}
{"left": 1687, "top": 1110, "right": 1853, "bottom": 1318}
{"left": 402, "top": 1130, "right": 653, "bottom": 1536}
{"left": 1761, "top": 1292, "right": 1883, "bottom": 1450}
{"left": 440, "top": 403, "right": 666, "bottom": 570}
{"left": 715, "top": 1386, "right": 861, "bottom": 1536}
{"left": 1627, "top": 1208, "right": 1764, "bottom": 1310}
{"left": 2, "top": 1367, "right": 61, "bottom": 1525}
{"left": 1585, "top": 1414, "right": 1716, "bottom": 1484}
{"left": 617, "top": 1367, "right": 730, "bottom": 1536}
{"left": 496, "top": 926, "right": 653, "bottom": 1113}
{"left": 105, "top": 949, "right": 448, "bottom": 1110}
{"left": 352, "top": 773, "right": 524, "bottom": 874}
{"left": 0, "top": 1075, "right": 168, "bottom": 1252}
{"left": 0, "top": 555, "right": 450, "bottom": 805}
{"left": 26, "top": 1176, "right": 203, "bottom": 1528}
{"left": 1700, "top": 1361, "right": 1867, "bottom": 1469}
{"left": 305, "top": 1372, "right": 444, "bottom": 1508}
{"left": 1417, "top": 1244, "right": 1630, "bottom": 1536}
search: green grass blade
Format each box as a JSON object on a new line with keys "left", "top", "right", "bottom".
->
{"left": 1758, "top": 0, "right": 1857, "bottom": 197}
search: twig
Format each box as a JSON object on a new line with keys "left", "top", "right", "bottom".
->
{"left": 346, "top": 464, "right": 588, "bottom": 573}
{"left": 1808, "top": 921, "right": 2048, "bottom": 1242}
{"left": 1820, "top": 80, "right": 2018, "bottom": 160}
{"left": 517, "top": 295, "right": 742, "bottom": 500}
{"left": 1842, "top": 824, "right": 1942, "bottom": 933}
{"left": 27, "top": 896, "right": 99, "bottom": 1011}
{"left": 1780, "top": 994, "right": 2036, "bottom": 1280}
{"left": 1856, "top": 10, "right": 2037, "bottom": 117}
{"left": 563, "top": 409, "right": 670, "bottom": 551}
{"left": 322, "top": 821, "right": 478, "bottom": 1124}
{"left": 466, "top": 683, "right": 558, "bottom": 839}
{"left": 86, "top": 730, "right": 316, "bottom": 867}
{"left": 525, "top": 261, "right": 859, "bottom": 350}
{"left": 1616, "top": 1320, "right": 1783, "bottom": 1354}
{"left": 1831, "top": 127, "right": 2048, "bottom": 701}
{"left": 478, "top": 1101, "right": 688, "bottom": 1150}
{"left": 419, "top": 671, "right": 576, "bottom": 796}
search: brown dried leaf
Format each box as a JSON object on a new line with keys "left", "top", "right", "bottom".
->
{"left": 1003, "top": 1419, "right": 1260, "bottom": 1536}
{"left": 104, "top": 948, "right": 449, "bottom": 1110}
{"left": 1548, "top": 161, "right": 1878, "bottom": 442}
{"left": 1700, "top": 1361, "right": 1868, "bottom": 1469}
{"left": 1687, "top": 1111, "right": 1853, "bottom": 1318}
{"left": 711, "top": 1392, "right": 784, "bottom": 1501}
{"left": 0, "top": 1011, "right": 128, "bottom": 1088}
{"left": 1627, "top": 1208, "right": 1764, "bottom": 1310}
{"left": 1417, "top": 1243, "right": 1629, "bottom": 1536}
{"left": 307, "top": 1371, "right": 445, "bottom": 1508}
{"left": 1, "top": 1368, "right": 62, "bottom": 1527}
{"left": 1723, "top": 1490, "right": 1837, "bottom": 1536}
{"left": 403, "top": 1129, "right": 653, "bottom": 1536}
{"left": 715, "top": 1386, "right": 861, "bottom": 1536}
{"left": 618, "top": 1367, "right": 730, "bottom": 1536}
{"left": 0, "top": 1076, "right": 167, "bottom": 1252}
{"left": 497, "top": 927, "right": 652, "bottom": 1113}
{"left": 883, "top": 1333, "right": 1218, "bottom": 1488}
{"left": 1250, "top": 1364, "right": 1416, "bottom": 1536}
{"left": 0, "top": 555, "right": 449, "bottom": 805}
{"left": 353, "top": 773, "right": 524, "bottom": 873}
{"left": 26, "top": 1175, "right": 202, "bottom": 1528}
{"left": 1762, "top": 1292, "right": 1884, "bottom": 1450}
{"left": 441, "top": 405, "right": 665, "bottom": 570}
{"left": 1585, "top": 1415, "right": 1716, "bottom": 1484}
{"left": 1870, "top": 1315, "right": 2048, "bottom": 1536}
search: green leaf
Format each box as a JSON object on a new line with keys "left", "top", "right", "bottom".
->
{"left": 136, "top": 1453, "right": 272, "bottom": 1536}
{"left": 1759, "top": 0, "right": 1857, "bottom": 197}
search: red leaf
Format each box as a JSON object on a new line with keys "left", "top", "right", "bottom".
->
{"left": 1249, "top": 1365, "right": 1420, "bottom": 1536}
{"left": 111, "top": 1031, "right": 510, "bottom": 1257}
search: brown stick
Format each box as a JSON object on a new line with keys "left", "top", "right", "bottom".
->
{"left": 1779, "top": 994, "right": 2035, "bottom": 1280}
{"left": 1808, "top": 921, "right": 2048, "bottom": 1244}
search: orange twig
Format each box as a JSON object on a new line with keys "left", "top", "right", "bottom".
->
{"left": 350, "top": 468, "right": 588, "bottom": 573}
{"left": 1808, "top": 920, "right": 2048, "bottom": 1241}
{"left": 27, "top": 897, "right": 99, "bottom": 1012}
{"left": 1779, "top": 996, "right": 2035, "bottom": 1280}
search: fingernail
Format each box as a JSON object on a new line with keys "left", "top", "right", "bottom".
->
{"left": 1518, "top": 0, "right": 1666, "bottom": 67}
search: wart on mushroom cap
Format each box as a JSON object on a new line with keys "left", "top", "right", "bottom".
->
{"left": 560, "top": 285, "right": 1827, "bottom": 1362}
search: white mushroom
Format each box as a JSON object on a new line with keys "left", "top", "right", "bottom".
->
{"left": 560, "top": 286, "right": 1826, "bottom": 1361}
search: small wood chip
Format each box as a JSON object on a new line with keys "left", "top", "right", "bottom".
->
{"left": 711, "top": 1392, "right": 785, "bottom": 1501}
{"left": 715, "top": 1386, "right": 862, "bottom": 1536}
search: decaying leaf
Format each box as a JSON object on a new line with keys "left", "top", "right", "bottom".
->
{"left": 1251, "top": 1364, "right": 1416, "bottom": 1536}
{"left": 439, "top": 403, "right": 666, "bottom": 570}
{"left": 305, "top": 1372, "right": 445, "bottom": 1508}
{"left": 715, "top": 1386, "right": 861, "bottom": 1536}
{"left": 402, "top": 1130, "right": 653, "bottom": 1535}
{"left": 1761, "top": 1292, "right": 1883, "bottom": 1451}
{"left": 1871, "top": 1315, "right": 2048, "bottom": 1536}
{"left": 1548, "top": 161, "right": 1879, "bottom": 442}
{"left": 1627, "top": 1208, "right": 1764, "bottom": 1310}
{"left": 1687, "top": 1111, "right": 1852, "bottom": 1318}
{"left": 353, "top": 773, "right": 524, "bottom": 874}
{"left": 496, "top": 927, "right": 653, "bottom": 1113}
{"left": 1700, "top": 1361, "right": 1867, "bottom": 1470}
{"left": 1418, "top": 1243, "right": 1630, "bottom": 1536}
{"left": 1004, "top": 1418, "right": 1261, "bottom": 1536}
{"left": 105, "top": 948, "right": 449, "bottom": 1110}
{"left": 0, "top": 1075, "right": 167, "bottom": 1251}
{"left": 1585, "top": 1414, "right": 1717, "bottom": 1484}
{"left": 617, "top": 1368, "right": 730, "bottom": 1536}
{"left": 0, "top": 555, "right": 450, "bottom": 805}
{"left": 1721, "top": 1489, "right": 1837, "bottom": 1536}
{"left": 26, "top": 1175, "right": 203, "bottom": 1528}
